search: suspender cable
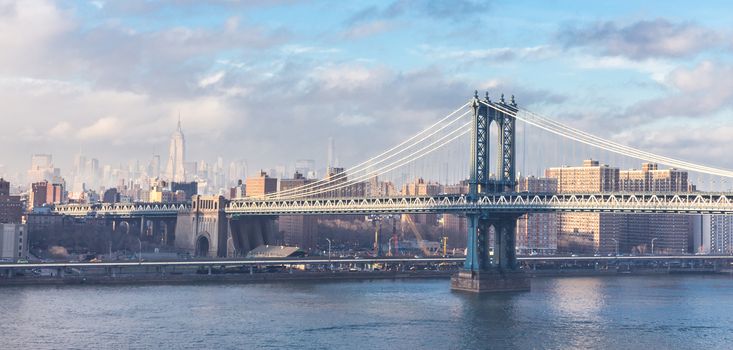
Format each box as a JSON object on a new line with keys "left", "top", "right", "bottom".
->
{"left": 258, "top": 123, "right": 472, "bottom": 200}
{"left": 481, "top": 101, "right": 733, "bottom": 178}
{"left": 262, "top": 105, "right": 471, "bottom": 199}
{"left": 515, "top": 106, "right": 733, "bottom": 177}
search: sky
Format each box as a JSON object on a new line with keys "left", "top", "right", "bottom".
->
{"left": 1, "top": 0, "right": 733, "bottom": 180}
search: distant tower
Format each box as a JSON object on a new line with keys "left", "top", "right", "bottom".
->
{"left": 327, "top": 137, "right": 336, "bottom": 170}
{"left": 149, "top": 155, "right": 161, "bottom": 179}
{"left": 165, "top": 117, "right": 186, "bottom": 182}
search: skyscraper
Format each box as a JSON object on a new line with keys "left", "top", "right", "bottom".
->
{"left": 165, "top": 118, "right": 186, "bottom": 182}
{"left": 327, "top": 137, "right": 336, "bottom": 170}
{"left": 27, "top": 154, "right": 59, "bottom": 184}
{"left": 148, "top": 155, "right": 161, "bottom": 179}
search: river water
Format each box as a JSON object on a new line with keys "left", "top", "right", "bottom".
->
{"left": 1, "top": 275, "right": 732, "bottom": 349}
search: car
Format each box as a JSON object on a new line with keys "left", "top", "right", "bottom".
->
{"left": 16, "top": 259, "right": 29, "bottom": 264}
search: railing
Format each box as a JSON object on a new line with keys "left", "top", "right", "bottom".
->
{"left": 51, "top": 192, "right": 733, "bottom": 217}
{"left": 53, "top": 202, "right": 191, "bottom": 217}
{"left": 226, "top": 192, "right": 733, "bottom": 216}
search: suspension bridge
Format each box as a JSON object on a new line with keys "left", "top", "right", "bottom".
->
{"left": 54, "top": 91, "right": 733, "bottom": 292}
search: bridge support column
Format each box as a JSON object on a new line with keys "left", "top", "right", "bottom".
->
{"left": 149, "top": 219, "right": 156, "bottom": 238}
{"left": 452, "top": 214, "right": 529, "bottom": 293}
{"left": 464, "top": 214, "right": 479, "bottom": 270}
{"left": 452, "top": 91, "right": 528, "bottom": 293}
{"left": 140, "top": 216, "right": 145, "bottom": 236}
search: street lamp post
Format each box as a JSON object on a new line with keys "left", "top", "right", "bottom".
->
{"left": 651, "top": 238, "right": 658, "bottom": 255}
{"left": 137, "top": 237, "right": 142, "bottom": 263}
{"left": 326, "top": 238, "right": 332, "bottom": 271}
{"left": 611, "top": 238, "right": 619, "bottom": 256}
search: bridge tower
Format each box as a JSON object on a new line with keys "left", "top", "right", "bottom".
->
{"left": 452, "top": 91, "right": 530, "bottom": 293}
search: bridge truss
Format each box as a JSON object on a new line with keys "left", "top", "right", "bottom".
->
{"left": 226, "top": 193, "right": 733, "bottom": 216}
{"left": 54, "top": 202, "right": 190, "bottom": 218}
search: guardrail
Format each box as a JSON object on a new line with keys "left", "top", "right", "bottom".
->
{"left": 3, "top": 255, "right": 732, "bottom": 270}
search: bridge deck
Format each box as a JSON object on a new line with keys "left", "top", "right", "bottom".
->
{"left": 226, "top": 192, "right": 733, "bottom": 216}
{"left": 52, "top": 192, "right": 733, "bottom": 217}
{"left": 3, "top": 255, "right": 732, "bottom": 270}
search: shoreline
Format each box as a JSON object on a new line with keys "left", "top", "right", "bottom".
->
{"left": 1, "top": 268, "right": 731, "bottom": 287}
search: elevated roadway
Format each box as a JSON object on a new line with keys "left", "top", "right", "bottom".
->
{"left": 2, "top": 255, "right": 732, "bottom": 270}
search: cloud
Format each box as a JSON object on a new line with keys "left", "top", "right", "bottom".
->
{"left": 198, "top": 71, "right": 226, "bottom": 88}
{"left": 557, "top": 19, "right": 721, "bottom": 60}
{"left": 280, "top": 45, "right": 340, "bottom": 55}
{"left": 574, "top": 55, "right": 675, "bottom": 83}
{"left": 77, "top": 117, "right": 120, "bottom": 140}
{"left": 199, "top": 59, "right": 567, "bottom": 176}
{"left": 341, "top": 20, "right": 394, "bottom": 39}
{"left": 418, "top": 0, "right": 490, "bottom": 20}
{"left": 0, "top": 73, "right": 239, "bottom": 167}
{"left": 0, "top": 0, "right": 289, "bottom": 98}
{"left": 48, "top": 122, "right": 72, "bottom": 137}
{"left": 341, "top": 0, "right": 491, "bottom": 39}
{"left": 335, "top": 113, "right": 375, "bottom": 126}
{"left": 95, "top": 0, "right": 302, "bottom": 16}
{"left": 628, "top": 60, "right": 733, "bottom": 118}
{"left": 418, "top": 45, "right": 556, "bottom": 63}
{"left": 309, "top": 64, "right": 390, "bottom": 91}
{"left": 612, "top": 122, "right": 733, "bottom": 171}
{"left": 0, "top": 0, "right": 74, "bottom": 74}
{"left": 551, "top": 60, "right": 733, "bottom": 169}
{"left": 346, "top": 0, "right": 491, "bottom": 25}
{"left": 0, "top": 0, "right": 590, "bottom": 181}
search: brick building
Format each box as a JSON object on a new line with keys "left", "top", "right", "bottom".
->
{"left": 0, "top": 178, "right": 22, "bottom": 224}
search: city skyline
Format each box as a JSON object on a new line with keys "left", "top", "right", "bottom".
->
{"left": 3, "top": 2, "right": 733, "bottom": 347}
{"left": 1, "top": 1, "right": 733, "bottom": 178}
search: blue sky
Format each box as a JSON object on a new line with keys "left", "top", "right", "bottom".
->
{"left": 1, "top": 0, "right": 732, "bottom": 179}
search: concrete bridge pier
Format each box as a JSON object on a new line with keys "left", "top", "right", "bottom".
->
{"left": 175, "top": 195, "right": 229, "bottom": 258}
{"left": 451, "top": 213, "right": 530, "bottom": 293}
{"left": 140, "top": 216, "right": 146, "bottom": 236}
{"left": 228, "top": 216, "right": 277, "bottom": 257}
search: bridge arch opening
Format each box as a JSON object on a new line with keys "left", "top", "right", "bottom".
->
{"left": 118, "top": 221, "right": 130, "bottom": 235}
{"left": 196, "top": 236, "right": 210, "bottom": 257}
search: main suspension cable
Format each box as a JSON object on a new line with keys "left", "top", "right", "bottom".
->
{"left": 261, "top": 103, "right": 472, "bottom": 199}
